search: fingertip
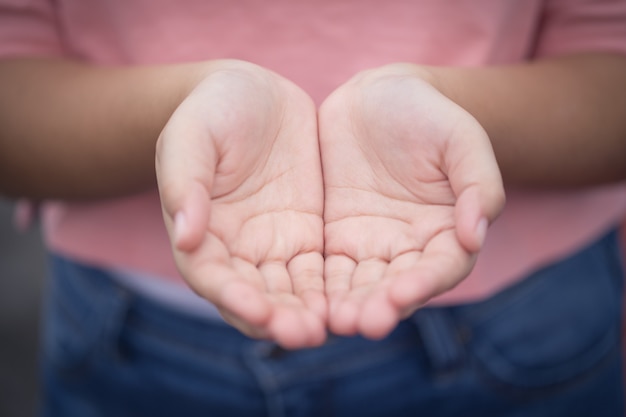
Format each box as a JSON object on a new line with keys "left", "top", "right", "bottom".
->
{"left": 172, "top": 183, "right": 211, "bottom": 252}
{"left": 328, "top": 299, "right": 359, "bottom": 336}
{"left": 454, "top": 188, "right": 488, "bottom": 254}
{"left": 303, "top": 312, "right": 328, "bottom": 347}
{"left": 474, "top": 217, "right": 488, "bottom": 250}
{"left": 308, "top": 325, "right": 328, "bottom": 347}
{"left": 173, "top": 211, "right": 191, "bottom": 250}
{"left": 388, "top": 274, "right": 426, "bottom": 311}
{"left": 302, "top": 290, "right": 329, "bottom": 324}
{"left": 221, "top": 281, "right": 272, "bottom": 327}
{"left": 388, "top": 276, "right": 410, "bottom": 307}
{"left": 358, "top": 294, "right": 399, "bottom": 340}
{"left": 269, "top": 311, "right": 301, "bottom": 349}
{"left": 219, "top": 310, "right": 271, "bottom": 341}
{"left": 457, "top": 216, "right": 488, "bottom": 255}
{"left": 270, "top": 309, "right": 327, "bottom": 350}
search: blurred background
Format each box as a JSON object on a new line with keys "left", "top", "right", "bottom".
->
{"left": 0, "top": 197, "right": 47, "bottom": 417}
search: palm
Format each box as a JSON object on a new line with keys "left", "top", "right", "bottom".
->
{"left": 157, "top": 63, "right": 325, "bottom": 348}
{"left": 319, "top": 69, "right": 504, "bottom": 339}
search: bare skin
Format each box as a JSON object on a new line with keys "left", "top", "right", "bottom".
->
{"left": 1, "top": 54, "right": 625, "bottom": 347}
{"left": 319, "top": 68, "right": 505, "bottom": 339}
{"left": 156, "top": 62, "right": 327, "bottom": 349}
{"left": 156, "top": 63, "right": 505, "bottom": 346}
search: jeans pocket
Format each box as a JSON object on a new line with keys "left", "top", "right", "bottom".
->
{"left": 458, "top": 232, "right": 622, "bottom": 397}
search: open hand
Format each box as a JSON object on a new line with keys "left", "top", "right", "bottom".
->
{"left": 319, "top": 65, "right": 505, "bottom": 340}
{"left": 156, "top": 61, "right": 326, "bottom": 348}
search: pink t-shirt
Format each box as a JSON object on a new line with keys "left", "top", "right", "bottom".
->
{"left": 1, "top": 0, "right": 625, "bottom": 305}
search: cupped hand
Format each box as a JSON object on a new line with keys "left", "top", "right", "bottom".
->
{"left": 156, "top": 61, "right": 326, "bottom": 349}
{"left": 319, "top": 65, "right": 505, "bottom": 340}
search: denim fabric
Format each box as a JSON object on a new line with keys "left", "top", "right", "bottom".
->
{"left": 41, "top": 230, "right": 625, "bottom": 417}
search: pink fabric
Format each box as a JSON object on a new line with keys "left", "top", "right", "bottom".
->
{"left": 1, "top": 0, "right": 626, "bottom": 303}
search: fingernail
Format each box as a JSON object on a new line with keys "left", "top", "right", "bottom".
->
{"left": 174, "top": 211, "right": 187, "bottom": 245}
{"left": 475, "top": 217, "right": 488, "bottom": 249}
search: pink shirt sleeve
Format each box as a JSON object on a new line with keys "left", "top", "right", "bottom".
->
{"left": 0, "top": 0, "right": 63, "bottom": 57}
{"left": 535, "top": 0, "right": 626, "bottom": 57}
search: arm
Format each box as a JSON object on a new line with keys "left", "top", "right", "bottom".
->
{"left": 320, "top": 52, "right": 626, "bottom": 339}
{"left": 0, "top": 58, "right": 210, "bottom": 199}
{"left": 429, "top": 52, "right": 626, "bottom": 186}
{"left": 0, "top": 58, "right": 328, "bottom": 348}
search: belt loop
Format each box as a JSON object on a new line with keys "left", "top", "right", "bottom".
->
{"left": 409, "top": 308, "right": 465, "bottom": 374}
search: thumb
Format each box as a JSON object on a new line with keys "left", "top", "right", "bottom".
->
{"left": 156, "top": 110, "right": 217, "bottom": 253}
{"left": 454, "top": 186, "right": 501, "bottom": 253}
{"left": 446, "top": 119, "right": 505, "bottom": 253}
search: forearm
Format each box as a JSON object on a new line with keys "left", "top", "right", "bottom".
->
{"left": 0, "top": 58, "right": 211, "bottom": 200}
{"left": 428, "top": 53, "right": 626, "bottom": 187}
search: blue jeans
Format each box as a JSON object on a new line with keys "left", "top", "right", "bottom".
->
{"left": 41, "top": 230, "right": 625, "bottom": 417}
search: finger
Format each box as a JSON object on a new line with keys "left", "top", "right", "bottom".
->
{"left": 350, "top": 258, "right": 388, "bottom": 292}
{"left": 324, "top": 255, "right": 358, "bottom": 334}
{"left": 385, "top": 250, "right": 422, "bottom": 279}
{"left": 268, "top": 303, "right": 327, "bottom": 349}
{"left": 259, "top": 256, "right": 328, "bottom": 348}
{"left": 340, "top": 258, "right": 388, "bottom": 305}
{"left": 220, "top": 287, "right": 326, "bottom": 348}
{"left": 330, "top": 258, "right": 389, "bottom": 334}
{"left": 288, "top": 252, "right": 327, "bottom": 322}
{"left": 444, "top": 117, "right": 505, "bottom": 253}
{"left": 387, "top": 230, "right": 475, "bottom": 310}
{"left": 178, "top": 235, "right": 272, "bottom": 327}
{"left": 197, "top": 266, "right": 273, "bottom": 327}
{"left": 232, "top": 256, "right": 267, "bottom": 292}
{"left": 454, "top": 187, "right": 489, "bottom": 253}
{"left": 328, "top": 297, "right": 360, "bottom": 336}
{"left": 324, "top": 255, "right": 357, "bottom": 299}
{"left": 349, "top": 260, "right": 398, "bottom": 340}
{"left": 259, "top": 261, "right": 293, "bottom": 294}
{"left": 156, "top": 111, "right": 217, "bottom": 252}
{"left": 235, "top": 255, "right": 327, "bottom": 346}
{"left": 219, "top": 309, "right": 271, "bottom": 340}
{"left": 359, "top": 287, "right": 400, "bottom": 340}
{"left": 356, "top": 251, "right": 421, "bottom": 338}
